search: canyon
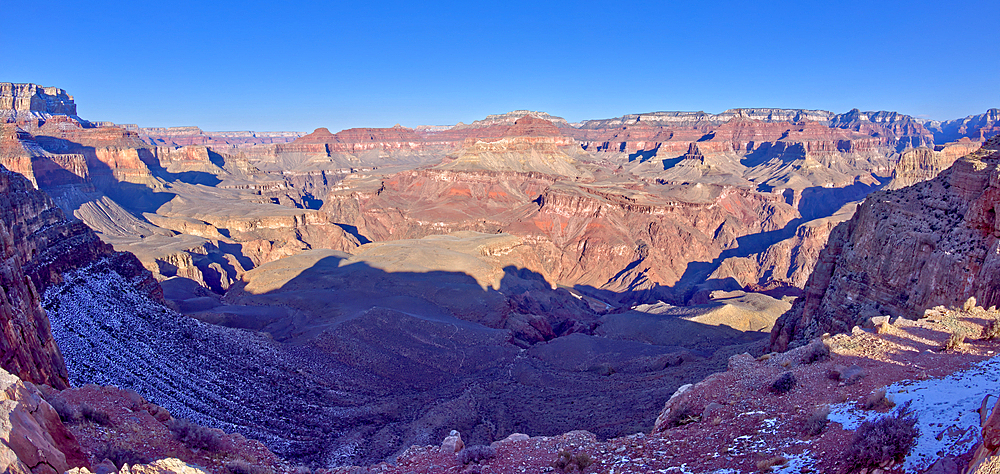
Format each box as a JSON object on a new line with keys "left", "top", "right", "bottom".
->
{"left": 2, "top": 81, "right": 1000, "bottom": 473}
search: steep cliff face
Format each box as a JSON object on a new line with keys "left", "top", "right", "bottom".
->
{"left": 0, "top": 368, "right": 88, "bottom": 474}
{"left": 0, "top": 164, "right": 162, "bottom": 388}
{"left": 922, "top": 109, "right": 1000, "bottom": 143}
{"left": 0, "top": 83, "right": 77, "bottom": 123}
{"left": 771, "top": 136, "right": 1000, "bottom": 350}
{"left": 888, "top": 139, "right": 981, "bottom": 189}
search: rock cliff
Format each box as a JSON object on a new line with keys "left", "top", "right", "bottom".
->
{"left": 771, "top": 136, "right": 1000, "bottom": 350}
{"left": 0, "top": 83, "right": 77, "bottom": 123}
{"left": 0, "top": 164, "right": 159, "bottom": 388}
{"left": 922, "top": 109, "right": 1000, "bottom": 143}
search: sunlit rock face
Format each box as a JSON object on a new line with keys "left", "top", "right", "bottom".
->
{"left": 0, "top": 83, "right": 77, "bottom": 121}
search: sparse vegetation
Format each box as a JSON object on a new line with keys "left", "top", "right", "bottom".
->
{"left": 943, "top": 331, "right": 965, "bottom": 351}
{"left": 80, "top": 403, "right": 112, "bottom": 426}
{"left": 46, "top": 396, "right": 79, "bottom": 424}
{"left": 769, "top": 372, "right": 796, "bottom": 394}
{"left": 91, "top": 444, "right": 149, "bottom": 469}
{"left": 982, "top": 318, "right": 1000, "bottom": 340}
{"left": 863, "top": 388, "right": 896, "bottom": 411}
{"left": 662, "top": 402, "right": 702, "bottom": 428}
{"left": 802, "top": 406, "right": 830, "bottom": 436}
{"left": 227, "top": 460, "right": 274, "bottom": 474}
{"left": 800, "top": 340, "right": 830, "bottom": 364}
{"left": 829, "top": 364, "right": 866, "bottom": 385}
{"left": 457, "top": 445, "right": 496, "bottom": 465}
{"left": 844, "top": 401, "right": 919, "bottom": 472}
{"left": 168, "top": 418, "right": 224, "bottom": 452}
{"left": 551, "top": 450, "right": 593, "bottom": 472}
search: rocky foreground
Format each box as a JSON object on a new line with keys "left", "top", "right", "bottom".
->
{"left": 11, "top": 302, "right": 1000, "bottom": 474}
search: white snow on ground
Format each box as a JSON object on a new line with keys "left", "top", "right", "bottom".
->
{"left": 829, "top": 356, "right": 1000, "bottom": 473}
{"left": 44, "top": 259, "right": 350, "bottom": 465}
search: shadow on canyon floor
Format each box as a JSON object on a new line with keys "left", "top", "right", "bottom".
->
{"left": 158, "top": 253, "right": 772, "bottom": 465}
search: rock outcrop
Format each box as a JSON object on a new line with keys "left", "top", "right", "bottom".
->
{"left": 888, "top": 139, "right": 982, "bottom": 189}
{"left": 771, "top": 136, "right": 1000, "bottom": 350}
{"left": 0, "top": 84, "right": 77, "bottom": 123}
{"left": 922, "top": 109, "right": 1000, "bottom": 144}
{"left": 0, "top": 368, "right": 88, "bottom": 474}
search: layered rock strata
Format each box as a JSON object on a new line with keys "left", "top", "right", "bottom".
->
{"left": 771, "top": 136, "right": 1000, "bottom": 350}
{"left": 0, "top": 83, "right": 77, "bottom": 123}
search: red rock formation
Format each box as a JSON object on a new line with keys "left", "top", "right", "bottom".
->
{"left": 0, "top": 368, "right": 88, "bottom": 473}
{"left": 325, "top": 164, "right": 798, "bottom": 301}
{"left": 293, "top": 124, "right": 423, "bottom": 153}
{"left": 771, "top": 136, "right": 1000, "bottom": 350}
{"left": 889, "top": 139, "right": 981, "bottom": 189}
{"left": 0, "top": 83, "right": 77, "bottom": 123}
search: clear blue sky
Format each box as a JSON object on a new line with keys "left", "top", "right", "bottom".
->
{"left": 3, "top": 0, "right": 998, "bottom": 132}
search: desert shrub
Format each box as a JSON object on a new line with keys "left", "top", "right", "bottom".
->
{"left": 800, "top": 341, "right": 830, "bottom": 364}
{"left": 80, "top": 403, "right": 112, "bottom": 426}
{"left": 91, "top": 444, "right": 149, "bottom": 469}
{"left": 457, "top": 445, "right": 496, "bottom": 465}
{"left": 829, "top": 365, "right": 866, "bottom": 385}
{"left": 168, "top": 418, "right": 223, "bottom": 452}
{"left": 982, "top": 319, "right": 1000, "bottom": 340}
{"left": 47, "top": 396, "right": 79, "bottom": 424}
{"left": 770, "top": 372, "right": 796, "bottom": 394}
{"left": 863, "top": 388, "right": 896, "bottom": 411}
{"left": 844, "top": 401, "right": 919, "bottom": 472}
{"left": 943, "top": 331, "right": 965, "bottom": 351}
{"left": 756, "top": 455, "right": 787, "bottom": 473}
{"left": 802, "top": 406, "right": 830, "bottom": 437}
{"left": 663, "top": 402, "right": 702, "bottom": 428}
{"left": 227, "top": 460, "right": 274, "bottom": 474}
{"left": 551, "top": 450, "right": 593, "bottom": 472}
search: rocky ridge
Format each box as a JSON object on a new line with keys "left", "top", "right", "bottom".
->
{"left": 314, "top": 304, "right": 1000, "bottom": 474}
{"left": 772, "top": 135, "right": 1000, "bottom": 351}
{"left": 0, "top": 83, "right": 78, "bottom": 124}
{"left": 0, "top": 164, "right": 157, "bottom": 388}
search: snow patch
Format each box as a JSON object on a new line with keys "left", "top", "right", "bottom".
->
{"left": 829, "top": 356, "right": 1000, "bottom": 472}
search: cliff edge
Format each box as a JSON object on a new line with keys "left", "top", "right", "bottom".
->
{"left": 772, "top": 135, "right": 1000, "bottom": 350}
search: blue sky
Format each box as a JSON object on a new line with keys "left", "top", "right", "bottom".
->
{"left": 3, "top": 0, "right": 998, "bottom": 131}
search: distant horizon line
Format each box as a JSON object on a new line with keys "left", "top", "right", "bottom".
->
{"left": 74, "top": 106, "right": 999, "bottom": 134}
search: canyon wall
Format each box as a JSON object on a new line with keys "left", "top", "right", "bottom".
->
{"left": 771, "top": 136, "right": 1000, "bottom": 350}
{"left": 0, "top": 83, "right": 77, "bottom": 121}
{"left": 0, "top": 164, "right": 157, "bottom": 388}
